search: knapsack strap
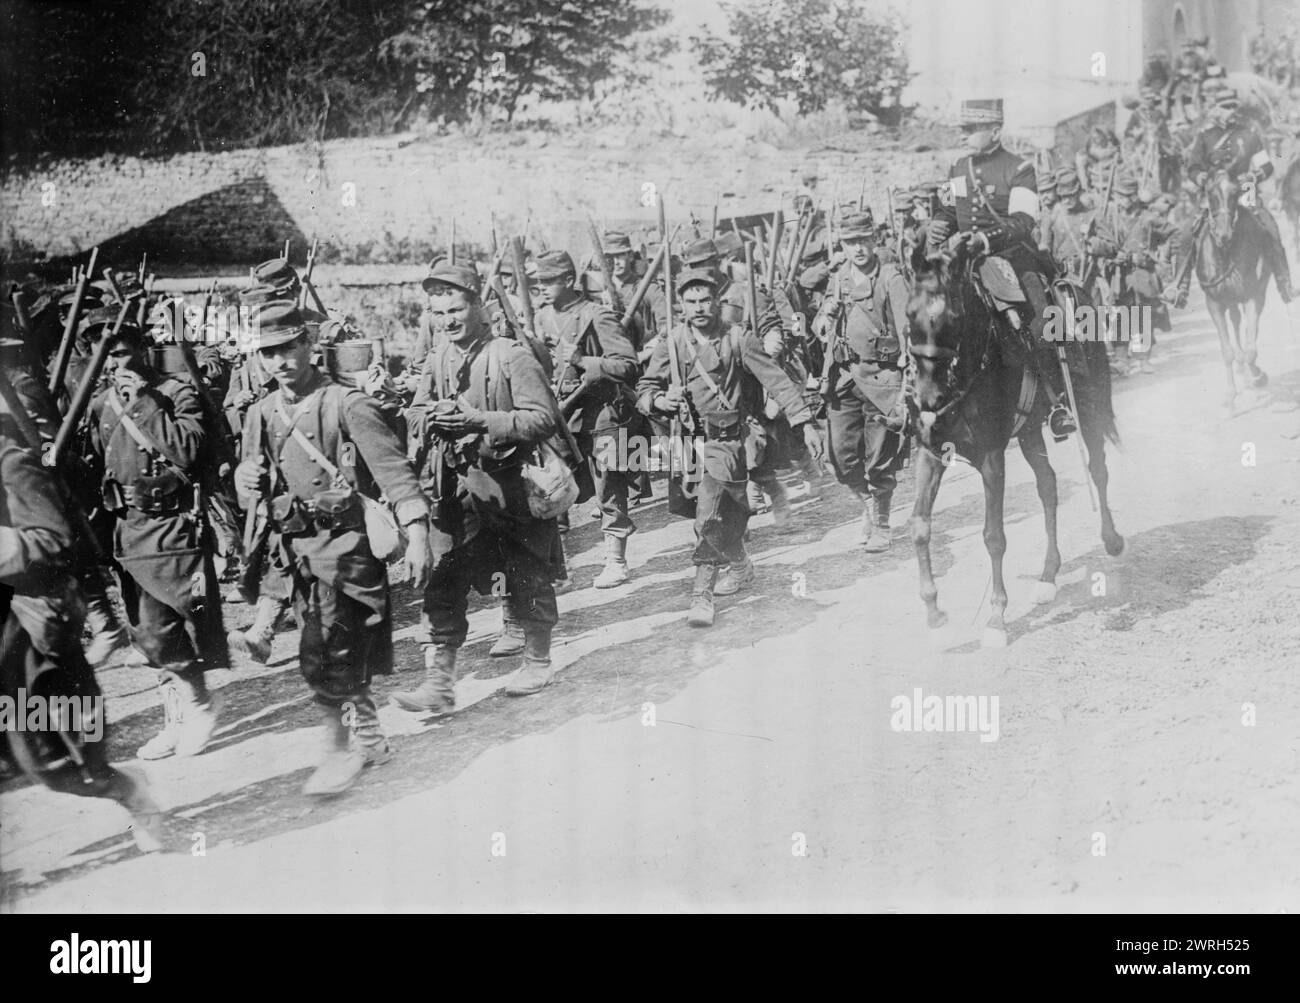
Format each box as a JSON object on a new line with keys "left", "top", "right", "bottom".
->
{"left": 274, "top": 391, "right": 347, "bottom": 487}
{"left": 681, "top": 329, "right": 738, "bottom": 411}
{"left": 105, "top": 391, "right": 193, "bottom": 486}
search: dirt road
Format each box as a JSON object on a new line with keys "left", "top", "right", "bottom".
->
{"left": 3, "top": 289, "right": 1298, "bottom": 913}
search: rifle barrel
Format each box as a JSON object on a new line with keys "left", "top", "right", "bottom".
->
{"left": 49, "top": 247, "right": 98, "bottom": 395}
{"left": 50, "top": 298, "right": 132, "bottom": 467}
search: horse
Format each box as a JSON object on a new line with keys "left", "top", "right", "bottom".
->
{"left": 1279, "top": 152, "right": 1300, "bottom": 259}
{"left": 904, "top": 241, "right": 1123, "bottom": 647}
{"left": 1195, "top": 170, "right": 1271, "bottom": 407}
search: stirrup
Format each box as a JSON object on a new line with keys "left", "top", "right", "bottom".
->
{"left": 1048, "top": 403, "right": 1076, "bottom": 442}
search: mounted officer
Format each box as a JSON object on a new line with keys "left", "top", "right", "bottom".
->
{"left": 925, "top": 97, "right": 1077, "bottom": 441}
{"left": 1166, "top": 92, "right": 1295, "bottom": 309}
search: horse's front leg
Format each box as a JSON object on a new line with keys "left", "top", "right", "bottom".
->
{"left": 1017, "top": 427, "right": 1061, "bottom": 604}
{"left": 1243, "top": 296, "right": 1267, "bottom": 386}
{"left": 978, "top": 448, "right": 1009, "bottom": 648}
{"left": 909, "top": 443, "right": 948, "bottom": 628}
{"left": 1206, "top": 299, "right": 1240, "bottom": 406}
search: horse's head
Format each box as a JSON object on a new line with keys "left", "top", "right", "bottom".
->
{"left": 1205, "top": 169, "right": 1239, "bottom": 245}
{"left": 906, "top": 250, "right": 966, "bottom": 447}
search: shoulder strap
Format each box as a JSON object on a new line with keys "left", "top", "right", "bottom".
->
{"left": 105, "top": 391, "right": 193, "bottom": 485}
{"left": 275, "top": 389, "right": 346, "bottom": 486}
{"left": 682, "top": 332, "right": 737, "bottom": 411}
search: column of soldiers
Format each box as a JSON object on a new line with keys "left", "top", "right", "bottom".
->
{"left": 3, "top": 67, "right": 1295, "bottom": 818}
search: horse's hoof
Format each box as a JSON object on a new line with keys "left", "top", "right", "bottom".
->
{"left": 981, "top": 627, "right": 1008, "bottom": 649}
{"left": 1106, "top": 534, "right": 1126, "bottom": 557}
{"left": 1032, "top": 581, "right": 1058, "bottom": 605}
{"left": 1251, "top": 369, "right": 1269, "bottom": 388}
{"left": 927, "top": 609, "right": 948, "bottom": 629}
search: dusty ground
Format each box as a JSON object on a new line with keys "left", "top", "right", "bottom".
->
{"left": 2, "top": 286, "right": 1298, "bottom": 913}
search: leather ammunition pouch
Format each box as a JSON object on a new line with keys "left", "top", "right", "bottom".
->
{"left": 702, "top": 409, "right": 743, "bottom": 441}
{"left": 123, "top": 470, "right": 194, "bottom": 515}
{"left": 310, "top": 488, "right": 363, "bottom": 532}
{"left": 270, "top": 490, "right": 363, "bottom": 535}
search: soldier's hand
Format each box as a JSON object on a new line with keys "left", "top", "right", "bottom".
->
{"left": 433, "top": 402, "right": 488, "bottom": 436}
{"left": 112, "top": 368, "right": 146, "bottom": 400}
{"left": 1086, "top": 236, "right": 1105, "bottom": 254}
{"left": 578, "top": 356, "right": 604, "bottom": 386}
{"left": 763, "top": 329, "right": 784, "bottom": 357}
{"left": 233, "top": 389, "right": 257, "bottom": 410}
{"left": 801, "top": 421, "right": 825, "bottom": 461}
{"left": 234, "top": 458, "right": 265, "bottom": 500}
{"left": 404, "top": 522, "right": 431, "bottom": 591}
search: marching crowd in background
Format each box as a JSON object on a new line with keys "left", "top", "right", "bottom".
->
{"left": 1, "top": 33, "right": 1296, "bottom": 830}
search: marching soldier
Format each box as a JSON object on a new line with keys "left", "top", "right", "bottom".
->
{"left": 533, "top": 250, "right": 641, "bottom": 589}
{"left": 1044, "top": 168, "right": 1113, "bottom": 286}
{"left": 925, "top": 97, "right": 1077, "bottom": 441}
{"left": 224, "top": 284, "right": 293, "bottom": 658}
{"left": 1167, "top": 92, "right": 1295, "bottom": 309}
{"left": 813, "top": 211, "right": 910, "bottom": 552}
{"left": 86, "top": 320, "right": 228, "bottom": 760}
{"left": 395, "top": 262, "right": 567, "bottom": 710}
{"left": 637, "top": 269, "right": 823, "bottom": 627}
{"left": 234, "top": 301, "right": 432, "bottom": 797}
{"left": 0, "top": 401, "right": 162, "bottom": 849}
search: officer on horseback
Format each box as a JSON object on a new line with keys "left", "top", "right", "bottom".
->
{"left": 925, "top": 97, "right": 1077, "bottom": 441}
{"left": 1167, "top": 92, "right": 1296, "bottom": 309}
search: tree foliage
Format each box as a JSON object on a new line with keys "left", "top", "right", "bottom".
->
{"left": 0, "top": 0, "right": 671, "bottom": 163}
{"left": 691, "top": 0, "right": 914, "bottom": 125}
{"left": 378, "top": 0, "right": 672, "bottom": 125}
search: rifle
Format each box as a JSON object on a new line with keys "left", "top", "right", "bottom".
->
{"left": 49, "top": 247, "right": 99, "bottom": 395}
{"left": 586, "top": 214, "right": 624, "bottom": 316}
{"left": 449, "top": 219, "right": 457, "bottom": 266}
{"left": 620, "top": 224, "right": 679, "bottom": 329}
{"left": 282, "top": 239, "right": 291, "bottom": 261}
{"left": 490, "top": 212, "right": 500, "bottom": 257}
{"left": 710, "top": 203, "right": 718, "bottom": 240}
{"left": 1081, "top": 159, "right": 1119, "bottom": 287}
{"left": 859, "top": 176, "right": 868, "bottom": 211}
{"left": 767, "top": 205, "right": 789, "bottom": 291}
{"left": 745, "top": 240, "right": 763, "bottom": 342}
{"left": 101, "top": 267, "right": 124, "bottom": 302}
{"left": 300, "top": 237, "right": 326, "bottom": 314}
{"left": 137, "top": 253, "right": 147, "bottom": 285}
{"left": 10, "top": 287, "right": 33, "bottom": 340}
{"left": 176, "top": 305, "right": 238, "bottom": 475}
{"left": 784, "top": 203, "right": 811, "bottom": 280}
{"left": 49, "top": 296, "right": 134, "bottom": 469}
{"left": 510, "top": 236, "right": 537, "bottom": 341}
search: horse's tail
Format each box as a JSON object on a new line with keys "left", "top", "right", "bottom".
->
{"left": 1074, "top": 341, "right": 1121, "bottom": 447}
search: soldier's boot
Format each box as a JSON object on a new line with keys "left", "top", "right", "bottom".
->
{"left": 83, "top": 593, "right": 130, "bottom": 668}
{"left": 226, "top": 594, "right": 286, "bottom": 665}
{"left": 592, "top": 534, "right": 631, "bottom": 589}
{"left": 348, "top": 689, "right": 392, "bottom": 767}
{"left": 504, "top": 625, "right": 554, "bottom": 697}
{"left": 746, "top": 480, "right": 769, "bottom": 515}
{"left": 108, "top": 764, "right": 165, "bottom": 853}
{"left": 302, "top": 702, "right": 365, "bottom": 797}
{"left": 714, "top": 556, "right": 756, "bottom": 597}
{"left": 862, "top": 494, "right": 893, "bottom": 553}
{"left": 687, "top": 565, "right": 718, "bottom": 628}
{"left": 172, "top": 668, "right": 220, "bottom": 758}
{"left": 489, "top": 607, "right": 526, "bottom": 657}
{"left": 761, "top": 477, "right": 792, "bottom": 528}
{"left": 137, "top": 682, "right": 182, "bottom": 761}
{"left": 390, "top": 645, "right": 457, "bottom": 715}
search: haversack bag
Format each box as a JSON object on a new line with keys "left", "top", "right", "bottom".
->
{"left": 361, "top": 494, "right": 408, "bottom": 562}
{"left": 520, "top": 439, "right": 580, "bottom": 519}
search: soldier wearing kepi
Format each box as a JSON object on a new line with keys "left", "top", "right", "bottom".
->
{"left": 396, "top": 262, "right": 566, "bottom": 708}
{"left": 638, "top": 269, "right": 824, "bottom": 627}
{"left": 814, "top": 210, "right": 910, "bottom": 552}
{"left": 926, "top": 97, "right": 1077, "bottom": 441}
{"left": 1166, "top": 92, "right": 1295, "bottom": 309}
{"left": 86, "top": 320, "right": 228, "bottom": 760}
{"left": 533, "top": 250, "right": 641, "bottom": 589}
{"left": 234, "top": 302, "right": 431, "bottom": 797}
